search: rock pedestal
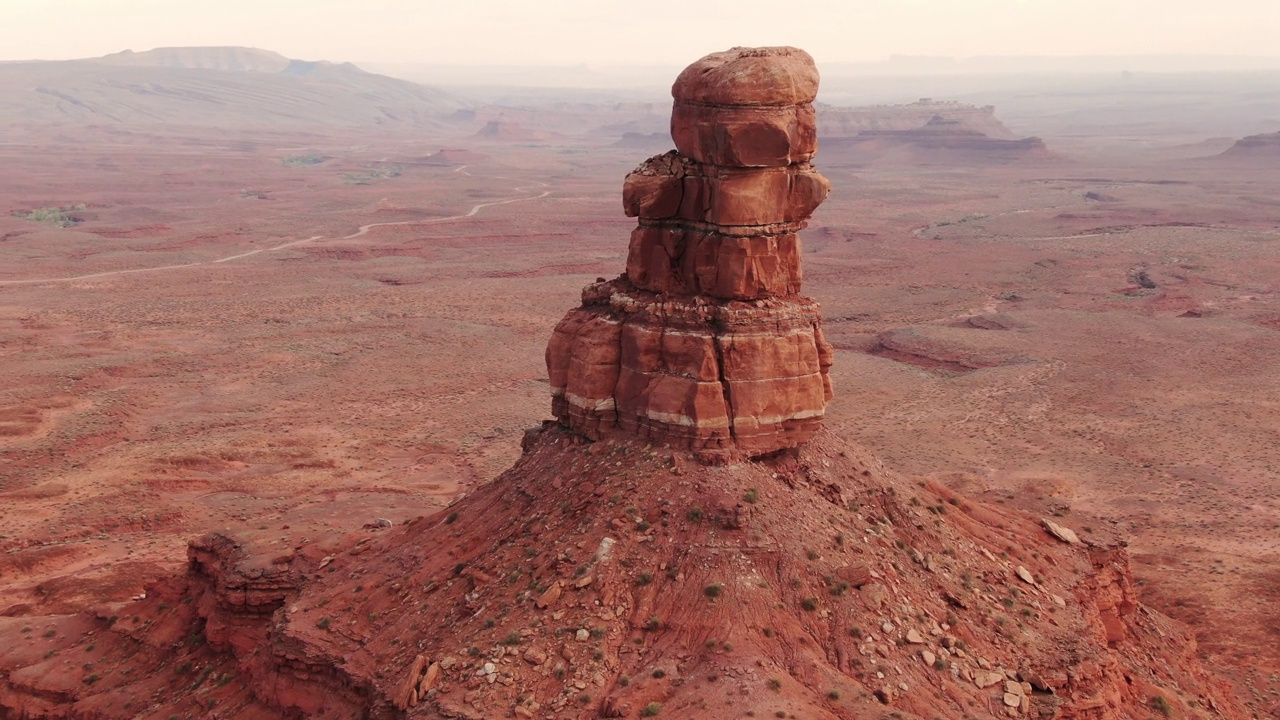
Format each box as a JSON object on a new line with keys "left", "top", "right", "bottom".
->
{"left": 546, "top": 47, "right": 833, "bottom": 458}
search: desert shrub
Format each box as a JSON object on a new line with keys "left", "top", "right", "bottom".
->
{"left": 641, "top": 702, "right": 662, "bottom": 717}
{"left": 343, "top": 165, "right": 402, "bottom": 185}
{"left": 13, "top": 204, "right": 85, "bottom": 228}
{"left": 704, "top": 583, "right": 722, "bottom": 599}
{"left": 1149, "top": 695, "right": 1172, "bottom": 717}
{"left": 282, "top": 153, "right": 325, "bottom": 166}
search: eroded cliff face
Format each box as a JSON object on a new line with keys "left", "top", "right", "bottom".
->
{"left": 547, "top": 47, "right": 833, "bottom": 459}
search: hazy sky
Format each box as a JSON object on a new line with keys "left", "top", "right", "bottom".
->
{"left": 4, "top": 0, "right": 1278, "bottom": 66}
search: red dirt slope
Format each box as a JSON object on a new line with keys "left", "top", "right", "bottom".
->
{"left": 2, "top": 426, "right": 1244, "bottom": 720}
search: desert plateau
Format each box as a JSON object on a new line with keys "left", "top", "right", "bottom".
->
{"left": 0, "top": 35, "right": 1279, "bottom": 720}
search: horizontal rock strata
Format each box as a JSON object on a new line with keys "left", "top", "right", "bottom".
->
{"left": 547, "top": 278, "right": 833, "bottom": 454}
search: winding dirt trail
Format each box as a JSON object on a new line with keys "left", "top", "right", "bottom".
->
{"left": 0, "top": 178, "right": 549, "bottom": 286}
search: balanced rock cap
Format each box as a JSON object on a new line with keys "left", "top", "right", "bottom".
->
{"left": 671, "top": 46, "right": 819, "bottom": 106}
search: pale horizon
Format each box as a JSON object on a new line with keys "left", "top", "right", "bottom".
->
{"left": 4, "top": 0, "right": 1279, "bottom": 68}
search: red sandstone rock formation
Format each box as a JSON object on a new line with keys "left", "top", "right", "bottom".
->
{"left": 547, "top": 47, "right": 833, "bottom": 458}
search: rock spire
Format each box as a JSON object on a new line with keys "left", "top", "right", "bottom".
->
{"left": 547, "top": 47, "right": 833, "bottom": 458}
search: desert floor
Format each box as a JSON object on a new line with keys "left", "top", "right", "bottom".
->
{"left": 2, "top": 123, "right": 1277, "bottom": 693}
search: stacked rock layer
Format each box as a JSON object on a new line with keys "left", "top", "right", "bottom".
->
{"left": 547, "top": 47, "right": 833, "bottom": 457}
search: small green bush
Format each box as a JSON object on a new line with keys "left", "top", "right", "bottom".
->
{"left": 13, "top": 204, "right": 85, "bottom": 228}
{"left": 343, "top": 166, "right": 402, "bottom": 185}
{"left": 282, "top": 153, "right": 325, "bottom": 166}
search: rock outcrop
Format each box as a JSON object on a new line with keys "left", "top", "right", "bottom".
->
{"left": 821, "top": 115, "right": 1051, "bottom": 166}
{"left": 547, "top": 47, "right": 834, "bottom": 458}
{"left": 817, "top": 100, "right": 1018, "bottom": 139}
{"left": 1219, "top": 130, "right": 1280, "bottom": 158}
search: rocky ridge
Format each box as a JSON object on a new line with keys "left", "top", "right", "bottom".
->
{"left": 1219, "top": 131, "right": 1280, "bottom": 157}
{"left": 817, "top": 100, "right": 1017, "bottom": 140}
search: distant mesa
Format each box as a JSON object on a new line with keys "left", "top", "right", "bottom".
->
{"left": 457, "top": 103, "right": 670, "bottom": 139}
{"left": 0, "top": 46, "right": 466, "bottom": 127}
{"left": 1219, "top": 130, "right": 1280, "bottom": 158}
{"left": 471, "top": 119, "right": 563, "bottom": 142}
{"left": 819, "top": 102, "right": 1052, "bottom": 165}
{"left": 612, "top": 131, "right": 672, "bottom": 151}
{"left": 95, "top": 46, "right": 294, "bottom": 72}
{"left": 817, "top": 99, "right": 1017, "bottom": 139}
